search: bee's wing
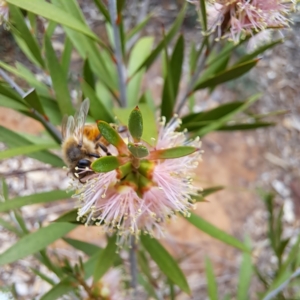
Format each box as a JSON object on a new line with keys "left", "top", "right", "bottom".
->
{"left": 74, "top": 99, "right": 90, "bottom": 145}
{"left": 61, "top": 114, "right": 68, "bottom": 140}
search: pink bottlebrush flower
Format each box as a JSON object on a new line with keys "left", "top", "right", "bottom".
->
{"left": 206, "top": 0, "right": 294, "bottom": 43}
{"left": 0, "top": 0, "right": 8, "bottom": 25}
{"left": 71, "top": 116, "right": 202, "bottom": 246}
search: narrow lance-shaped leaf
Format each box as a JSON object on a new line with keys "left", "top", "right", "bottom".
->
{"left": 187, "top": 213, "right": 250, "bottom": 252}
{"left": 6, "top": 0, "right": 100, "bottom": 41}
{"left": 44, "top": 35, "right": 73, "bottom": 115}
{"left": 141, "top": 235, "right": 190, "bottom": 294}
{"left": 80, "top": 80, "right": 114, "bottom": 122}
{"left": 147, "top": 146, "right": 199, "bottom": 160}
{"left": 205, "top": 257, "right": 218, "bottom": 300}
{"left": 97, "top": 121, "right": 128, "bottom": 153}
{"left": 127, "top": 37, "right": 154, "bottom": 106}
{"left": 8, "top": 4, "right": 45, "bottom": 68}
{"left": 23, "top": 88, "right": 46, "bottom": 117}
{"left": 161, "top": 34, "right": 184, "bottom": 121}
{"left": 194, "top": 94, "right": 261, "bottom": 137}
{"left": 0, "top": 223, "right": 77, "bottom": 265}
{"left": 93, "top": 235, "right": 117, "bottom": 282}
{"left": 63, "top": 237, "right": 102, "bottom": 257}
{"left": 128, "top": 106, "right": 143, "bottom": 142}
{"left": 237, "top": 237, "right": 253, "bottom": 300}
{"left": 0, "top": 190, "right": 69, "bottom": 213}
{"left": 61, "top": 36, "right": 73, "bottom": 76}
{"left": 130, "top": 4, "right": 186, "bottom": 78}
{"left": 192, "top": 186, "right": 224, "bottom": 202}
{"left": 194, "top": 59, "right": 259, "bottom": 91}
{"left": 91, "top": 156, "right": 129, "bottom": 173}
{"left": 0, "top": 126, "right": 64, "bottom": 167}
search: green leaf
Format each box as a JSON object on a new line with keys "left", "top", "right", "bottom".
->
{"left": 130, "top": 4, "right": 186, "bottom": 77}
{"left": 141, "top": 235, "right": 190, "bottom": 294}
{"left": 0, "top": 223, "right": 77, "bottom": 265}
{"left": 54, "top": 209, "right": 80, "bottom": 224}
{"left": 0, "top": 143, "right": 59, "bottom": 160}
{"left": 127, "top": 37, "right": 154, "bottom": 106}
{"left": 9, "top": 4, "right": 45, "bottom": 68}
{"left": 194, "top": 94, "right": 261, "bottom": 136}
{"left": 198, "top": 0, "right": 207, "bottom": 32}
{"left": 192, "top": 186, "right": 224, "bottom": 202}
{"left": 182, "top": 101, "right": 245, "bottom": 125}
{"left": 0, "top": 126, "right": 64, "bottom": 167}
{"left": 83, "top": 59, "right": 95, "bottom": 90}
{"left": 23, "top": 88, "right": 46, "bottom": 116}
{"left": 205, "top": 257, "right": 218, "bottom": 300}
{"left": 30, "top": 268, "right": 56, "bottom": 285}
{"left": 0, "top": 61, "right": 49, "bottom": 97}
{"left": 128, "top": 143, "right": 149, "bottom": 158}
{"left": 114, "top": 103, "right": 157, "bottom": 145}
{"left": 6, "top": 0, "right": 99, "bottom": 41}
{"left": 128, "top": 106, "right": 143, "bottom": 141}
{"left": 63, "top": 237, "right": 101, "bottom": 256}
{"left": 80, "top": 80, "right": 114, "bottom": 123}
{"left": 202, "top": 186, "right": 224, "bottom": 198}
{"left": 237, "top": 39, "right": 283, "bottom": 65}
{"left": 91, "top": 156, "right": 128, "bottom": 173}
{"left": 187, "top": 213, "right": 250, "bottom": 252}
{"left": 237, "top": 237, "right": 253, "bottom": 300}
{"left": 40, "top": 280, "right": 74, "bottom": 300}
{"left": 93, "top": 0, "right": 110, "bottom": 22}
{"left": 93, "top": 235, "right": 117, "bottom": 281}
{"left": 194, "top": 59, "right": 258, "bottom": 91}
{"left": 126, "top": 13, "right": 152, "bottom": 41}
{"left": 161, "top": 34, "right": 184, "bottom": 121}
{"left": 138, "top": 274, "right": 159, "bottom": 300}
{"left": 97, "top": 121, "right": 128, "bottom": 153}
{"left": 277, "top": 235, "right": 300, "bottom": 278}
{"left": 147, "top": 146, "right": 198, "bottom": 160}
{"left": 0, "top": 94, "right": 28, "bottom": 111}
{"left": 0, "top": 190, "right": 69, "bottom": 212}
{"left": 51, "top": 0, "right": 116, "bottom": 92}
{"left": 44, "top": 34, "right": 73, "bottom": 115}
{"left": 218, "top": 123, "right": 274, "bottom": 131}
{"left": 0, "top": 218, "right": 21, "bottom": 236}
{"left": 61, "top": 36, "right": 73, "bottom": 76}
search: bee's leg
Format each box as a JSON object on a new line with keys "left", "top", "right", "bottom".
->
{"left": 95, "top": 142, "right": 112, "bottom": 156}
{"left": 88, "top": 153, "right": 100, "bottom": 158}
{"left": 94, "top": 133, "right": 102, "bottom": 143}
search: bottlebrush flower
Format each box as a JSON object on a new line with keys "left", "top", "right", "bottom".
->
{"left": 70, "top": 107, "right": 202, "bottom": 246}
{"left": 206, "top": 0, "right": 294, "bottom": 43}
{"left": 0, "top": 0, "right": 8, "bottom": 25}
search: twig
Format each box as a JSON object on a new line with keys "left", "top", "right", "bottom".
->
{"left": 129, "top": 235, "right": 138, "bottom": 298}
{"left": 0, "top": 167, "right": 58, "bottom": 177}
{"left": 0, "top": 68, "right": 62, "bottom": 143}
{"left": 108, "top": 0, "right": 127, "bottom": 107}
{"left": 263, "top": 267, "right": 300, "bottom": 300}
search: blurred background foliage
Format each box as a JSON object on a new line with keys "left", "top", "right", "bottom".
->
{"left": 0, "top": 0, "right": 299, "bottom": 299}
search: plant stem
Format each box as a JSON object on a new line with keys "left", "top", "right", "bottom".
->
{"left": 108, "top": 0, "right": 127, "bottom": 107}
{"left": 129, "top": 235, "right": 138, "bottom": 298}
{"left": 0, "top": 68, "right": 62, "bottom": 143}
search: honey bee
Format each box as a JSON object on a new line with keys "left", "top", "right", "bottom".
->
{"left": 61, "top": 99, "right": 112, "bottom": 181}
